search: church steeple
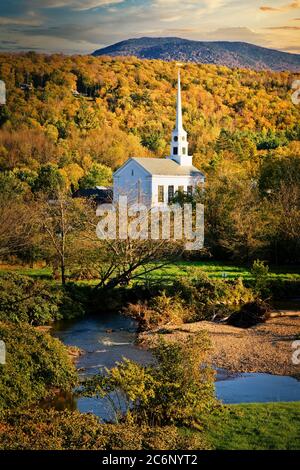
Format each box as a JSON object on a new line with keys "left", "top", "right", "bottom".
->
{"left": 169, "top": 69, "right": 192, "bottom": 166}
{"left": 176, "top": 69, "right": 183, "bottom": 131}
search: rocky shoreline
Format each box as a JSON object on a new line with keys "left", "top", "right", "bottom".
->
{"left": 138, "top": 315, "right": 300, "bottom": 379}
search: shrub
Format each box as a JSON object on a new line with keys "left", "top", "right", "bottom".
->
{"left": 172, "top": 273, "right": 255, "bottom": 321}
{"left": 250, "top": 260, "right": 270, "bottom": 297}
{"left": 124, "top": 292, "right": 193, "bottom": 330}
{"left": 0, "top": 409, "right": 210, "bottom": 450}
{"left": 0, "top": 322, "right": 77, "bottom": 410}
{"left": 83, "top": 332, "right": 217, "bottom": 427}
{"left": 0, "top": 273, "right": 84, "bottom": 325}
{"left": 125, "top": 273, "right": 256, "bottom": 329}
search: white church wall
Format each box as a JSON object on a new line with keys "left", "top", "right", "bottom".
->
{"left": 151, "top": 175, "right": 204, "bottom": 206}
{"left": 113, "top": 160, "right": 152, "bottom": 206}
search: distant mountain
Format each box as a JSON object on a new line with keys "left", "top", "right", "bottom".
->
{"left": 92, "top": 37, "right": 300, "bottom": 71}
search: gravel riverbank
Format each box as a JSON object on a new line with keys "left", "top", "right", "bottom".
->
{"left": 138, "top": 315, "right": 300, "bottom": 378}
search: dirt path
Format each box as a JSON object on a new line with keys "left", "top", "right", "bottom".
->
{"left": 139, "top": 315, "right": 300, "bottom": 378}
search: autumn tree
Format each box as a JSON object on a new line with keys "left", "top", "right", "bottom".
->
{"left": 0, "top": 172, "right": 37, "bottom": 257}
{"left": 37, "top": 190, "right": 91, "bottom": 285}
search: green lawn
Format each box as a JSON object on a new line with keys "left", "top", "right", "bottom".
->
{"left": 0, "top": 260, "right": 299, "bottom": 284}
{"left": 138, "top": 260, "right": 300, "bottom": 283}
{"left": 201, "top": 402, "right": 300, "bottom": 450}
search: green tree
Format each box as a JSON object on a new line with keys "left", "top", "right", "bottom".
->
{"left": 79, "top": 163, "right": 112, "bottom": 189}
{"left": 32, "top": 164, "right": 65, "bottom": 195}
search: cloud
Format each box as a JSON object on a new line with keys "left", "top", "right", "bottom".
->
{"left": 260, "top": 1, "right": 300, "bottom": 12}
{"left": 283, "top": 44, "right": 300, "bottom": 50}
{"left": 0, "top": 0, "right": 298, "bottom": 55}
{"left": 30, "top": 0, "right": 125, "bottom": 10}
{"left": 0, "top": 16, "right": 42, "bottom": 26}
{"left": 161, "top": 15, "right": 182, "bottom": 23}
{"left": 206, "top": 27, "right": 268, "bottom": 45}
{"left": 266, "top": 25, "right": 300, "bottom": 29}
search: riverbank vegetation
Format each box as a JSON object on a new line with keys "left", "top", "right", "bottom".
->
{"left": 0, "top": 259, "right": 298, "bottom": 328}
{"left": 0, "top": 403, "right": 299, "bottom": 450}
{"left": 0, "top": 272, "right": 85, "bottom": 325}
{"left": 0, "top": 321, "right": 77, "bottom": 410}
{"left": 0, "top": 408, "right": 209, "bottom": 450}
{"left": 82, "top": 332, "right": 216, "bottom": 426}
{"left": 0, "top": 326, "right": 214, "bottom": 450}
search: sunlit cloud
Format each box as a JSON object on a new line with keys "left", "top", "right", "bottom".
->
{"left": 266, "top": 24, "right": 300, "bottom": 28}
{"left": 0, "top": 0, "right": 298, "bottom": 55}
{"left": 260, "top": 1, "right": 300, "bottom": 12}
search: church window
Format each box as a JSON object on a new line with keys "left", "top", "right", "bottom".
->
{"left": 182, "top": 136, "right": 185, "bottom": 141}
{"left": 187, "top": 185, "right": 193, "bottom": 196}
{"left": 174, "top": 136, "right": 178, "bottom": 142}
{"left": 168, "top": 185, "right": 174, "bottom": 202}
{"left": 173, "top": 147, "right": 178, "bottom": 155}
{"left": 131, "top": 170, "right": 134, "bottom": 176}
{"left": 182, "top": 147, "right": 186, "bottom": 155}
{"left": 158, "top": 185, "right": 164, "bottom": 203}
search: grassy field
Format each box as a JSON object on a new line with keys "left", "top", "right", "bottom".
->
{"left": 144, "top": 261, "right": 300, "bottom": 282}
{"left": 1, "top": 260, "right": 299, "bottom": 284}
{"left": 201, "top": 402, "right": 300, "bottom": 450}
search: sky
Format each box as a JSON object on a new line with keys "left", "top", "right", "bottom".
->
{"left": 0, "top": 0, "right": 299, "bottom": 55}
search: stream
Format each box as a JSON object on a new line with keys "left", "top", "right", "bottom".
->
{"left": 53, "top": 313, "right": 300, "bottom": 421}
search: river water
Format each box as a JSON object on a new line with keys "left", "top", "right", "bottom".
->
{"left": 53, "top": 314, "right": 300, "bottom": 421}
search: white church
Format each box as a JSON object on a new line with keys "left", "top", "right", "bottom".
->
{"left": 113, "top": 70, "right": 205, "bottom": 207}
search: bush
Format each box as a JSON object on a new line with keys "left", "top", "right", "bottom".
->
{"left": 124, "top": 273, "right": 256, "bottom": 329}
{"left": 124, "top": 292, "right": 193, "bottom": 330}
{"left": 0, "top": 408, "right": 210, "bottom": 450}
{"left": 250, "top": 260, "right": 270, "bottom": 297}
{"left": 83, "top": 332, "right": 217, "bottom": 427}
{"left": 0, "top": 273, "right": 84, "bottom": 325}
{"left": 172, "top": 273, "right": 255, "bottom": 321}
{"left": 0, "top": 322, "right": 77, "bottom": 410}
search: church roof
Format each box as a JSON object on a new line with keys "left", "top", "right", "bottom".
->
{"left": 129, "top": 157, "right": 205, "bottom": 178}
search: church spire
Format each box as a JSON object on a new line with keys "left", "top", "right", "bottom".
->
{"left": 176, "top": 69, "right": 183, "bottom": 131}
{"left": 169, "top": 68, "right": 192, "bottom": 166}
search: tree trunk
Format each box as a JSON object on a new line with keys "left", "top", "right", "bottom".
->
{"left": 61, "top": 257, "right": 66, "bottom": 286}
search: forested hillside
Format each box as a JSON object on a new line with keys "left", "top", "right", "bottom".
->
{"left": 0, "top": 53, "right": 299, "bottom": 263}
{"left": 93, "top": 37, "right": 300, "bottom": 72}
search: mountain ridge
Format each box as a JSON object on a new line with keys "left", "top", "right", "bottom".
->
{"left": 92, "top": 37, "right": 300, "bottom": 71}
